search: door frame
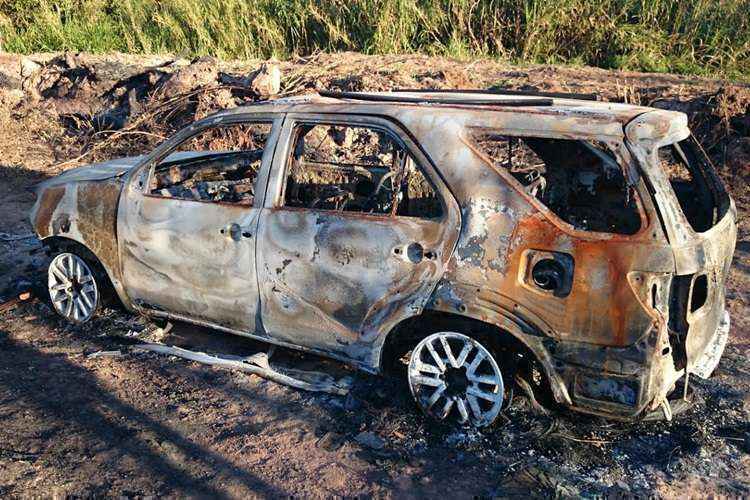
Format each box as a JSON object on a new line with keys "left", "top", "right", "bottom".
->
{"left": 255, "top": 112, "right": 462, "bottom": 366}
{"left": 116, "top": 112, "right": 285, "bottom": 332}
{"left": 124, "top": 112, "right": 285, "bottom": 209}
{"left": 263, "top": 112, "right": 459, "bottom": 220}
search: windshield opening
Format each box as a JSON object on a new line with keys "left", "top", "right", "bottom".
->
{"left": 658, "top": 136, "right": 729, "bottom": 233}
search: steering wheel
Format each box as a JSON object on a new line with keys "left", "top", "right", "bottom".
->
{"left": 362, "top": 170, "right": 398, "bottom": 213}
{"left": 311, "top": 186, "right": 349, "bottom": 210}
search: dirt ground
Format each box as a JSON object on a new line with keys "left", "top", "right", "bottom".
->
{"left": 1, "top": 51, "right": 749, "bottom": 497}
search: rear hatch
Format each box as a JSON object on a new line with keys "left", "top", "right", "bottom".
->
{"left": 644, "top": 133, "right": 736, "bottom": 378}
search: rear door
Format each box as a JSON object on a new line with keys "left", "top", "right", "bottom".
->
{"left": 118, "top": 116, "right": 282, "bottom": 333}
{"left": 256, "top": 114, "right": 459, "bottom": 359}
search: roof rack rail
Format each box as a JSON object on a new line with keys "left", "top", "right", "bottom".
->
{"left": 393, "top": 88, "right": 600, "bottom": 101}
{"left": 319, "top": 90, "right": 553, "bottom": 107}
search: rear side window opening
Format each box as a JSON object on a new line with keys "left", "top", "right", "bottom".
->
{"left": 283, "top": 122, "right": 443, "bottom": 219}
{"left": 471, "top": 131, "right": 642, "bottom": 234}
{"left": 658, "top": 135, "right": 729, "bottom": 233}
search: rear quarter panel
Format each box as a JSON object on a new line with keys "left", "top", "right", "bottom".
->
{"left": 394, "top": 109, "right": 674, "bottom": 347}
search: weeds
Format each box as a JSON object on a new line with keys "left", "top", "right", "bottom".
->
{"left": 1, "top": 0, "right": 749, "bottom": 78}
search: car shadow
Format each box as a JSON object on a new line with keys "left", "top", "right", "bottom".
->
{"left": 0, "top": 163, "right": 52, "bottom": 299}
{"left": 0, "top": 327, "right": 289, "bottom": 497}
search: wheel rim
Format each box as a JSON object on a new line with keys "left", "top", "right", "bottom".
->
{"left": 408, "top": 332, "right": 504, "bottom": 427}
{"left": 48, "top": 253, "right": 98, "bottom": 323}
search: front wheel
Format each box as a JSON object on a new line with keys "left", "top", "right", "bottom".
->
{"left": 408, "top": 332, "right": 505, "bottom": 427}
{"left": 47, "top": 252, "right": 100, "bottom": 323}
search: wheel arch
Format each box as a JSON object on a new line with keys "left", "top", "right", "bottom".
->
{"left": 377, "top": 306, "right": 572, "bottom": 406}
{"left": 42, "top": 235, "right": 128, "bottom": 309}
{"left": 31, "top": 178, "right": 128, "bottom": 308}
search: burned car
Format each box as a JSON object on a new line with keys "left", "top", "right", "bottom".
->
{"left": 31, "top": 90, "right": 736, "bottom": 426}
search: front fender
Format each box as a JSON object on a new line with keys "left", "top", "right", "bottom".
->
{"left": 31, "top": 179, "right": 130, "bottom": 308}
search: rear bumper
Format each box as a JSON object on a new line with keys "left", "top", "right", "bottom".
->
{"left": 549, "top": 309, "right": 730, "bottom": 420}
{"left": 548, "top": 326, "right": 667, "bottom": 419}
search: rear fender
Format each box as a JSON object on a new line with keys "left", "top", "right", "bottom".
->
{"left": 422, "top": 281, "right": 573, "bottom": 405}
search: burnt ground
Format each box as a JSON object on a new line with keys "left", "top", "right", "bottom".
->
{"left": 0, "top": 51, "right": 749, "bottom": 497}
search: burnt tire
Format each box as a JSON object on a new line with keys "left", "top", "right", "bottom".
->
{"left": 47, "top": 252, "right": 101, "bottom": 324}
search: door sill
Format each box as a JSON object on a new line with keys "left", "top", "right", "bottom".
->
{"left": 141, "top": 308, "right": 378, "bottom": 374}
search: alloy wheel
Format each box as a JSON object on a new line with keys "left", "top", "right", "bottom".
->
{"left": 408, "top": 332, "right": 504, "bottom": 427}
{"left": 48, "top": 253, "right": 99, "bottom": 323}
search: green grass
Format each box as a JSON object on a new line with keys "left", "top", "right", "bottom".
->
{"left": 1, "top": 0, "right": 749, "bottom": 78}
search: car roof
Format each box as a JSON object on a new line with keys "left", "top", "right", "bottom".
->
{"left": 212, "top": 91, "right": 687, "bottom": 142}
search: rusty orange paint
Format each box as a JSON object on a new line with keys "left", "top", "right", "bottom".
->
{"left": 34, "top": 185, "right": 65, "bottom": 237}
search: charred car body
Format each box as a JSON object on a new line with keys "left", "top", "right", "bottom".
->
{"left": 31, "top": 91, "right": 736, "bottom": 426}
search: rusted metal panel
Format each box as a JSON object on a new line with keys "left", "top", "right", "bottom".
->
{"left": 626, "top": 112, "right": 737, "bottom": 385}
{"left": 33, "top": 185, "right": 65, "bottom": 237}
{"left": 669, "top": 208, "right": 736, "bottom": 376}
{"left": 383, "top": 100, "right": 733, "bottom": 417}
{"left": 116, "top": 117, "right": 283, "bottom": 332}
{"left": 119, "top": 195, "right": 261, "bottom": 331}
{"left": 257, "top": 208, "right": 453, "bottom": 362}
{"left": 75, "top": 181, "right": 122, "bottom": 275}
{"left": 255, "top": 113, "right": 461, "bottom": 365}
{"left": 31, "top": 175, "right": 126, "bottom": 297}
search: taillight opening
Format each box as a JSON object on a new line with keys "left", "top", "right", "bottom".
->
{"left": 690, "top": 274, "right": 708, "bottom": 313}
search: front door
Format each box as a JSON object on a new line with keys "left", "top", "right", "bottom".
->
{"left": 256, "top": 115, "right": 459, "bottom": 361}
{"left": 118, "top": 116, "right": 281, "bottom": 333}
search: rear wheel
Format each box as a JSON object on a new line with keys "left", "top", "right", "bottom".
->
{"left": 407, "top": 331, "right": 505, "bottom": 427}
{"left": 47, "top": 252, "right": 100, "bottom": 323}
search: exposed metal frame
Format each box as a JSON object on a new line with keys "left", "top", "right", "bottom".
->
{"left": 392, "top": 87, "right": 599, "bottom": 101}
{"left": 320, "top": 90, "right": 553, "bottom": 106}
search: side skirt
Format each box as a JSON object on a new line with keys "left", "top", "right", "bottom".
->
{"left": 141, "top": 308, "right": 380, "bottom": 375}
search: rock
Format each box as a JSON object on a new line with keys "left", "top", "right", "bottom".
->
{"left": 0, "top": 69, "right": 22, "bottom": 91}
{"left": 195, "top": 87, "right": 236, "bottom": 119}
{"left": 219, "top": 59, "right": 281, "bottom": 98}
{"left": 250, "top": 59, "right": 281, "bottom": 97}
{"left": 20, "top": 57, "right": 42, "bottom": 96}
{"left": 161, "top": 56, "right": 219, "bottom": 96}
{"left": 63, "top": 51, "right": 78, "bottom": 69}
{"left": 0, "top": 89, "right": 24, "bottom": 107}
{"left": 213, "top": 87, "right": 235, "bottom": 108}
{"left": 20, "top": 57, "right": 41, "bottom": 78}
{"left": 316, "top": 431, "right": 344, "bottom": 451}
{"left": 355, "top": 431, "right": 385, "bottom": 450}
